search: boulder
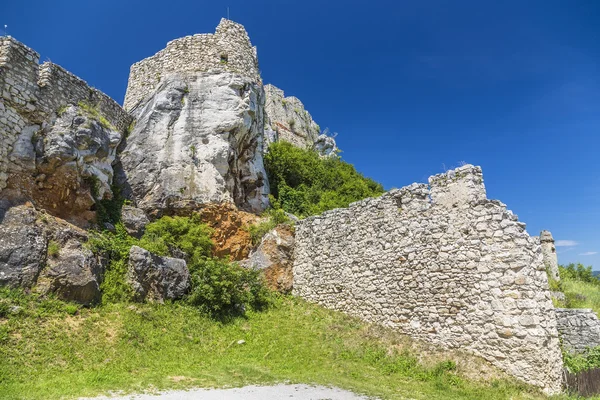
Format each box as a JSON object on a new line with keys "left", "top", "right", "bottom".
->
{"left": 0, "top": 202, "right": 47, "bottom": 289}
{"left": 121, "top": 205, "right": 149, "bottom": 238}
{"left": 34, "top": 227, "right": 105, "bottom": 305}
{"left": 127, "top": 246, "right": 189, "bottom": 302}
{"left": 0, "top": 201, "right": 105, "bottom": 304}
{"left": 242, "top": 225, "right": 295, "bottom": 293}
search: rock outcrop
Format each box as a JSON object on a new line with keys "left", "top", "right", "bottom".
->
{"left": 118, "top": 73, "right": 269, "bottom": 216}
{"left": 0, "top": 37, "right": 132, "bottom": 226}
{"left": 119, "top": 19, "right": 269, "bottom": 216}
{"left": 127, "top": 246, "right": 190, "bottom": 302}
{"left": 263, "top": 84, "right": 338, "bottom": 156}
{"left": 121, "top": 205, "right": 150, "bottom": 238}
{"left": 194, "top": 203, "right": 260, "bottom": 261}
{"left": 0, "top": 201, "right": 105, "bottom": 304}
{"left": 243, "top": 225, "right": 295, "bottom": 293}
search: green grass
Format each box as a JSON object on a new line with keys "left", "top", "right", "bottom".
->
{"left": 552, "top": 264, "right": 600, "bottom": 316}
{"left": 560, "top": 279, "right": 600, "bottom": 315}
{"left": 0, "top": 291, "right": 560, "bottom": 400}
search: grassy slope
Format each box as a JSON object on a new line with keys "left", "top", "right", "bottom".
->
{"left": 0, "top": 294, "right": 560, "bottom": 400}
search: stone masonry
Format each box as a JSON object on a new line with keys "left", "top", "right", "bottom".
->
{"left": 124, "top": 19, "right": 260, "bottom": 112}
{"left": 293, "top": 165, "right": 563, "bottom": 393}
{"left": 556, "top": 308, "right": 600, "bottom": 354}
{"left": 540, "top": 230, "right": 560, "bottom": 281}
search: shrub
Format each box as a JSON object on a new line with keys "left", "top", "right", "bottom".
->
{"left": 560, "top": 263, "right": 599, "bottom": 285}
{"left": 139, "top": 214, "right": 213, "bottom": 262}
{"left": 264, "top": 141, "right": 384, "bottom": 218}
{"left": 186, "top": 257, "right": 272, "bottom": 318}
{"left": 563, "top": 346, "right": 600, "bottom": 373}
{"left": 88, "top": 224, "right": 137, "bottom": 303}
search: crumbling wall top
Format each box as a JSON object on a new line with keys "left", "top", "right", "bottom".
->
{"left": 124, "top": 19, "right": 260, "bottom": 111}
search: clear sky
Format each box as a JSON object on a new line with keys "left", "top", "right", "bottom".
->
{"left": 2, "top": 0, "right": 598, "bottom": 269}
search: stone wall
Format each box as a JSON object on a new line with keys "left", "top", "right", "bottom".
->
{"left": 556, "top": 308, "right": 600, "bottom": 354}
{"left": 123, "top": 19, "right": 260, "bottom": 111}
{"left": 293, "top": 165, "right": 563, "bottom": 393}
{"left": 540, "top": 230, "right": 560, "bottom": 281}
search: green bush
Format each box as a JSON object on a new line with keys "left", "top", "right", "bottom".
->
{"left": 139, "top": 214, "right": 213, "bottom": 262}
{"left": 88, "top": 224, "right": 137, "bottom": 303}
{"left": 187, "top": 258, "right": 272, "bottom": 318}
{"left": 563, "top": 346, "right": 600, "bottom": 373}
{"left": 560, "top": 263, "right": 599, "bottom": 285}
{"left": 88, "top": 214, "right": 270, "bottom": 318}
{"left": 264, "top": 141, "right": 384, "bottom": 218}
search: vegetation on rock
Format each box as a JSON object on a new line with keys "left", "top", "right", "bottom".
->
{"left": 264, "top": 141, "right": 384, "bottom": 218}
{"left": 88, "top": 214, "right": 271, "bottom": 317}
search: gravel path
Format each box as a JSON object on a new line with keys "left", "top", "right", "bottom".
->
{"left": 83, "top": 384, "right": 377, "bottom": 400}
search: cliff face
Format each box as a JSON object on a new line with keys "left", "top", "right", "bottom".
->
{"left": 118, "top": 73, "right": 269, "bottom": 216}
{"left": 263, "top": 84, "right": 338, "bottom": 156}
{"left": 119, "top": 20, "right": 269, "bottom": 215}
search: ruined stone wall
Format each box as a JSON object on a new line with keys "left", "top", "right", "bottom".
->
{"left": 293, "top": 165, "right": 563, "bottom": 393}
{"left": 124, "top": 19, "right": 260, "bottom": 111}
{"left": 556, "top": 308, "right": 600, "bottom": 354}
{"left": 540, "top": 230, "right": 560, "bottom": 281}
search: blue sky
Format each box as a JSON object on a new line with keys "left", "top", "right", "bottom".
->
{"left": 2, "top": 0, "right": 599, "bottom": 269}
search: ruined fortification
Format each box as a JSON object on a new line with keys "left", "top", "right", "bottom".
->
{"left": 124, "top": 19, "right": 260, "bottom": 111}
{"left": 293, "top": 165, "right": 563, "bottom": 392}
{"left": 1, "top": 19, "right": 595, "bottom": 395}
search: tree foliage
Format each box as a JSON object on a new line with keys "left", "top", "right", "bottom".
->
{"left": 264, "top": 141, "right": 384, "bottom": 217}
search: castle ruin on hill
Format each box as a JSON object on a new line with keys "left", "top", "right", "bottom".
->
{"left": 1, "top": 19, "right": 599, "bottom": 395}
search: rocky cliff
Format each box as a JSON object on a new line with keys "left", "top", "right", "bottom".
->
{"left": 118, "top": 20, "right": 269, "bottom": 215}
{"left": 264, "top": 84, "right": 338, "bottom": 156}
{"left": 0, "top": 37, "right": 132, "bottom": 226}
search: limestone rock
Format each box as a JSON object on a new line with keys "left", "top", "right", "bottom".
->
{"left": 0, "top": 201, "right": 104, "bottom": 304}
{"left": 35, "top": 222, "right": 105, "bottom": 305}
{"left": 127, "top": 246, "right": 190, "bottom": 302}
{"left": 117, "top": 73, "right": 269, "bottom": 217}
{"left": 121, "top": 205, "right": 149, "bottom": 238}
{"left": 243, "top": 225, "right": 295, "bottom": 293}
{"left": 263, "top": 84, "right": 338, "bottom": 156}
{"left": 3, "top": 105, "right": 122, "bottom": 227}
{"left": 314, "top": 134, "right": 338, "bottom": 157}
{"left": 0, "top": 201, "right": 47, "bottom": 288}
